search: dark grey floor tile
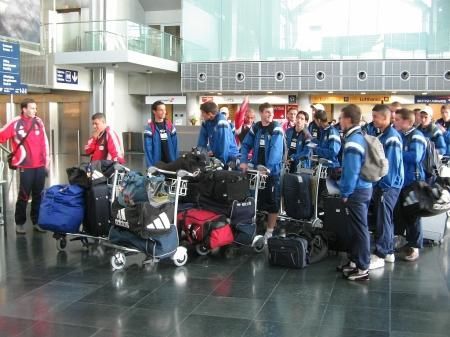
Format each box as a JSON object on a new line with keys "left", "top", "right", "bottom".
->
{"left": 161, "top": 276, "right": 224, "bottom": 295}
{"left": 92, "top": 329, "right": 153, "bottom": 337}
{"left": 211, "top": 279, "right": 275, "bottom": 299}
{"left": 135, "top": 290, "right": 206, "bottom": 314}
{"left": 55, "top": 267, "right": 113, "bottom": 285}
{"left": 242, "top": 320, "right": 319, "bottom": 337}
{"left": 0, "top": 316, "right": 37, "bottom": 337}
{"left": 169, "top": 263, "right": 237, "bottom": 280}
{"left": 256, "top": 298, "right": 325, "bottom": 325}
{"left": 391, "top": 292, "right": 450, "bottom": 312}
{"left": 167, "top": 314, "right": 250, "bottom": 337}
{"left": 270, "top": 280, "right": 334, "bottom": 303}
{"left": 0, "top": 294, "right": 73, "bottom": 320}
{"left": 391, "top": 309, "right": 450, "bottom": 335}
{"left": 26, "top": 281, "right": 99, "bottom": 302}
{"left": 78, "top": 285, "right": 151, "bottom": 307}
{"left": 16, "top": 322, "right": 99, "bottom": 337}
{"left": 280, "top": 267, "right": 338, "bottom": 284}
{"left": 321, "top": 305, "right": 389, "bottom": 332}
{"left": 193, "top": 296, "right": 265, "bottom": 320}
{"left": 389, "top": 263, "right": 444, "bottom": 282}
{"left": 227, "top": 264, "right": 287, "bottom": 284}
{"left": 317, "top": 326, "right": 389, "bottom": 337}
{"left": 390, "top": 279, "right": 449, "bottom": 296}
{"left": 0, "top": 278, "right": 49, "bottom": 304}
{"left": 332, "top": 274, "right": 389, "bottom": 292}
{"left": 117, "top": 307, "right": 189, "bottom": 336}
{"left": 390, "top": 332, "right": 449, "bottom": 337}
{"left": 41, "top": 301, "right": 128, "bottom": 329}
{"left": 329, "top": 287, "right": 389, "bottom": 309}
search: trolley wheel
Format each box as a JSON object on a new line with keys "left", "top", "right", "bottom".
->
{"left": 252, "top": 235, "right": 265, "bottom": 253}
{"left": 173, "top": 246, "right": 188, "bottom": 267}
{"left": 80, "top": 237, "right": 89, "bottom": 248}
{"left": 308, "top": 234, "right": 328, "bottom": 264}
{"left": 111, "top": 252, "right": 126, "bottom": 270}
{"left": 195, "top": 244, "right": 209, "bottom": 256}
{"left": 56, "top": 237, "right": 67, "bottom": 251}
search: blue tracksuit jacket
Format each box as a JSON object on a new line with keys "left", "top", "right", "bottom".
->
{"left": 419, "top": 123, "right": 446, "bottom": 155}
{"left": 376, "top": 126, "right": 404, "bottom": 190}
{"left": 315, "top": 125, "right": 341, "bottom": 168}
{"left": 144, "top": 120, "right": 178, "bottom": 167}
{"left": 285, "top": 127, "right": 312, "bottom": 168}
{"left": 241, "top": 121, "right": 284, "bottom": 176}
{"left": 401, "top": 128, "right": 426, "bottom": 187}
{"left": 197, "top": 113, "right": 239, "bottom": 165}
{"left": 339, "top": 126, "right": 372, "bottom": 198}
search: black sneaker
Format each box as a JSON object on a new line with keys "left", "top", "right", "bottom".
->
{"left": 345, "top": 268, "right": 369, "bottom": 281}
{"left": 336, "top": 261, "right": 356, "bottom": 272}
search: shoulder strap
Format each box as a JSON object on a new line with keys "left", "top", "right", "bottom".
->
{"left": 11, "top": 118, "right": 36, "bottom": 156}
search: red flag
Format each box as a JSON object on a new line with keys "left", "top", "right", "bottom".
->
{"left": 234, "top": 96, "right": 249, "bottom": 144}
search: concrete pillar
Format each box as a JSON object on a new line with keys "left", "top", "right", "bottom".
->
{"left": 186, "top": 93, "right": 200, "bottom": 125}
{"left": 297, "top": 93, "right": 312, "bottom": 116}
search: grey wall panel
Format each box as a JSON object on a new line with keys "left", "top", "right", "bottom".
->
{"left": 385, "top": 60, "right": 427, "bottom": 75}
{"left": 260, "top": 76, "right": 300, "bottom": 91}
{"left": 428, "top": 60, "right": 450, "bottom": 76}
{"left": 260, "top": 61, "right": 300, "bottom": 76}
{"left": 221, "top": 77, "right": 259, "bottom": 91}
{"left": 221, "top": 62, "right": 259, "bottom": 77}
{"left": 428, "top": 77, "right": 450, "bottom": 91}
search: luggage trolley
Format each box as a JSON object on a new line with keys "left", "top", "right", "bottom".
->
{"left": 277, "top": 157, "right": 333, "bottom": 262}
{"left": 52, "top": 165, "right": 127, "bottom": 252}
{"left": 106, "top": 165, "right": 189, "bottom": 270}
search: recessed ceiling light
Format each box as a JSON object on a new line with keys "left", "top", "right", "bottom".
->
{"left": 391, "top": 91, "right": 397, "bottom": 94}
{"left": 209, "top": 92, "right": 215, "bottom": 94}
{"left": 267, "top": 91, "right": 272, "bottom": 94}
{"left": 421, "top": 92, "right": 428, "bottom": 95}
{"left": 328, "top": 91, "right": 333, "bottom": 94}
{"left": 217, "top": 93, "right": 222, "bottom": 95}
{"left": 361, "top": 92, "right": 366, "bottom": 95}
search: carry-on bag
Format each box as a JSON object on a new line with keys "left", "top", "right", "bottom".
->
{"left": 38, "top": 184, "right": 85, "bottom": 233}
{"left": 282, "top": 173, "right": 313, "bottom": 219}
{"left": 267, "top": 234, "right": 309, "bottom": 269}
{"left": 322, "top": 196, "right": 352, "bottom": 252}
{"left": 112, "top": 201, "right": 174, "bottom": 239}
{"left": 422, "top": 212, "right": 448, "bottom": 243}
{"left": 198, "top": 170, "right": 249, "bottom": 204}
{"left": 109, "top": 225, "right": 178, "bottom": 258}
{"left": 230, "top": 197, "right": 256, "bottom": 245}
{"left": 84, "top": 183, "right": 111, "bottom": 237}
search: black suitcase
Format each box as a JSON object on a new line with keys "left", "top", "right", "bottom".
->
{"left": 282, "top": 173, "right": 313, "bottom": 219}
{"left": 322, "top": 196, "right": 351, "bottom": 252}
{"left": 199, "top": 170, "right": 249, "bottom": 204}
{"left": 84, "top": 183, "right": 111, "bottom": 237}
{"left": 267, "top": 234, "right": 309, "bottom": 269}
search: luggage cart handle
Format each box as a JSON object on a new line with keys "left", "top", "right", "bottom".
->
{"left": 247, "top": 165, "right": 271, "bottom": 175}
{"left": 147, "top": 166, "right": 199, "bottom": 177}
{"left": 113, "top": 163, "right": 130, "bottom": 172}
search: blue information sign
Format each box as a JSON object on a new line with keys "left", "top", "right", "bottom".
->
{"left": 0, "top": 41, "right": 27, "bottom": 94}
{"left": 56, "top": 68, "right": 78, "bottom": 84}
{"left": 415, "top": 95, "right": 450, "bottom": 104}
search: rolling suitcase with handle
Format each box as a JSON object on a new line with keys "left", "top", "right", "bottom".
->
{"left": 282, "top": 173, "right": 313, "bottom": 219}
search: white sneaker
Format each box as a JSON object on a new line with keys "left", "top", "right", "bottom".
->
{"left": 15, "top": 224, "right": 26, "bottom": 234}
{"left": 33, "top": 224, "right": 46, "bottom": 233}
{"left": 384, "top": 254, "right": 395, "bottom": 263}
{"left": 369, "top": 254, "right": 385, "bottom": 270}
{"left": 263, "top": 231, "right": 273, "bottom": 244}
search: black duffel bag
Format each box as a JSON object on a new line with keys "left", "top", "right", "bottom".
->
{"left": 198, "top": 170, "right": 249, "bottom": 204}
{"left": 267, "top": 234, "right": 309, "bottom": 269}
{"left": 401, "top": 181, "right": 450, "bottom": 217}
{"left": 112, "top": 201, "right": 174, "bottom": 239}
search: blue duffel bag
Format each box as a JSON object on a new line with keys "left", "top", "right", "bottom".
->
{"left": 38, "top": 184, "right": 85, "bottom": 233}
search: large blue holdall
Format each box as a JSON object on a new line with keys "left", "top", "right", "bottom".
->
{"left": 38, "top": 184, "right": 85, "bottom": 233}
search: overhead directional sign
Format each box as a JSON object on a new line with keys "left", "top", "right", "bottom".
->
{"left": 0, "top": 41, "right": 27, "bottom": 95}
{"left": 56, "top": 68, "right": 78, "bottom": 84}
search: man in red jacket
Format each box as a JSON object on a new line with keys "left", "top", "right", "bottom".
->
{"left": 85, "top": 113, "right": 125, "bottom": 164}
{"left": 0, "top": 98, "right": 49, "bottom": 234}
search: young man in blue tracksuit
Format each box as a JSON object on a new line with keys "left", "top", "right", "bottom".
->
{"left": 362, "top": 121, "right": 380, "bottom": 137}
{"left": 338, "top": 104, "right": 373, "bottom": 281}
{"left": 197, "top": 101, "right": 239, "bottom": 166}
{"left": 240, "top": 102, "right": 284, "bottom": 243}
{"left": 419, "top": 106, "right": 446, "bottom": 155}
{"left": 394, "top": 108, "right": 427, "bottom": 262}
{"left": 144, "top": 100, "right": 178, "bottom": 167}
{"left": 285, "top": 111, "right": 312, "bottom": 172}
{"left": 369, "top": 104, "right": 404, "bottom": 270}
{"left": 308, "top": 104, "right": 324, "bottom": 142}
{"left": 436, "top": 104, "right": 450, "bottom": 155}
{"left": 312, "top": 109, "right": 341, "bottom": 168}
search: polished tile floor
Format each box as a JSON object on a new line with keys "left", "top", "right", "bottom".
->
{"left": 0, "top": 154, "right": 449, "bottom": 337}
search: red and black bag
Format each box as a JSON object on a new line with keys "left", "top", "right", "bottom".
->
{"left": 177, "top": 209, "right": 234, "bottom": 248}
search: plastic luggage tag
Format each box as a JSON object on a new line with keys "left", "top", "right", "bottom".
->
{"left": 290, "top": 141, "right": 297, "bottom": 149}
{"left": 160, "top": 130, "right": 168, "bottom": 140}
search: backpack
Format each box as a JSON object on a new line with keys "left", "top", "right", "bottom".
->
{"left": 422, "top": 137, "right": 441, "bottom": 178}
{"left": 360, "top": 135, "right": 389, "bottom": 182}
{"left": 407, "top": 129, "right": 441, "bottom": 178}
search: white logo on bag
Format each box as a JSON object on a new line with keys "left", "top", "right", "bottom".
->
{"left": 115, "top": 208, "right": 129, "bottom": 228}
{"left": 146, "top": 212, "right": 171, "bottom": 230}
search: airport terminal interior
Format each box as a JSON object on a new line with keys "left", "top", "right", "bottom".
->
{"left": 0, "top": 0, "right": 450, "bottom": 336}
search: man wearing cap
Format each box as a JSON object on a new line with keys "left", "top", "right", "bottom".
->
{"left": 418, "top": 106, "right": 446, "bottom": 155}
{"left": 309, "top": 103, "right": 324, "bottom": 142}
